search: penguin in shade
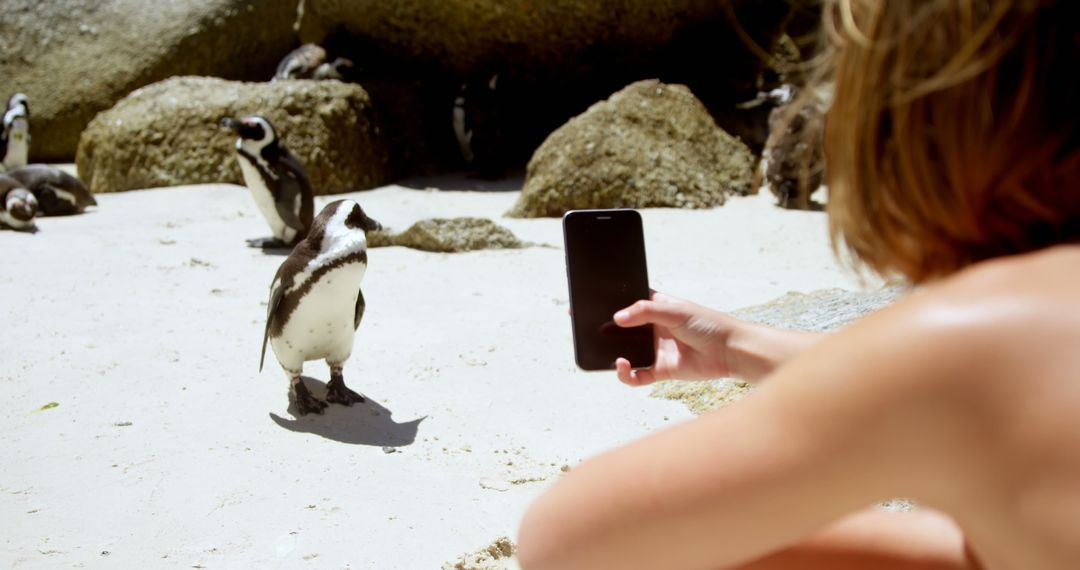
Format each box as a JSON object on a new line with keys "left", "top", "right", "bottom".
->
{"left": 760, "top": 85, "right": 825, "bottom": 210}
{"left": 2, "top": 93, "right": 30, "bottom": 172}
{"left": 0, "top": 174, "right": 38, "bottom": 231}
{"left": 452, "top": 72, "right": 510, "bottom": 179}
{"left": 221, "top": 115, "right": 314, "bottom": 249}
{"left": 6, "top": 164, "right": 96, "bottom": 216}
{"left": 273, "top": 44, "right": 354, "bottom": 82}
{"left": 261, "top": 199, "right": 382, "bottom": 415}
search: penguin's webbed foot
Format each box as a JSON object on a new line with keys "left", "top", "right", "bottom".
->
{"left": 247, "top": 237, "right": 290, "bottom": 250}
{"left": 326, "top": 371, "right": 366, "bottom": 406}
{"left": 292, "top": 379, "right": 327, "bottom": 416}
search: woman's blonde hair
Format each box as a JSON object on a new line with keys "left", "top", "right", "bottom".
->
{"left": 816, "top": 0, "right": 1080, "bottom": 282}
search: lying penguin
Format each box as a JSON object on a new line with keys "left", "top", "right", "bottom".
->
{"left": 2, "top": 93, "right": 30, "bottom": 172}
{"left": 221, "top": 115, "right": 314, "bottom": 249}
{"left": 0, "top": 174, "right": 38, "bottom": 231}
{"left": 6, "top": 164, "right": 96, "bottom": 216}
{"left": 273, "top": 44, "right": 354, "bottom": 82}
{"left": 260, "top": 199, "right": 382, "bottom": 415}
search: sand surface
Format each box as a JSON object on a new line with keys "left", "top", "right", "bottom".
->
{"left": 0, "top": 178, "right": 865, "bottom": 568}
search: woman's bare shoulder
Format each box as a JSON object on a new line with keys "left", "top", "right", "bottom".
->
{"left": 906, "top": 245, "right": 1080, "bottom": 336}
{"left": 801, "top": 245, "right": 1080, "bottom": 406}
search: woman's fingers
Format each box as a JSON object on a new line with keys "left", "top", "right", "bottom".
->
{"left": 615, "top": 358, "right": 658, "bottom": 387}
{"left": 614, "top": 298, "right": 688, "bottom": 329}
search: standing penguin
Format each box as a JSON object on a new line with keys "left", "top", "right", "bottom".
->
{"left": 6, "top": 164, "right": 96, "bottom": 216}
{"left": 260, "top": 199, "right": 382, "bottom": 415}
{"left": 0, "top": 175, "right": 38, "bottom": 231}
{"left": 2, "top": 93, "right": 30, "bottom": 172}
{"left": 760, "top": 85, "right": 826, "bottom": 210}
{"left": 221, "top": 115, "right": 314, "bottom": 248}
{"left": 452, "top": 72, "right": 512, "bottom": 179}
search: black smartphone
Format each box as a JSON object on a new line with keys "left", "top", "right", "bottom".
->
{"left": 563, "top": 209, "right": 655, "bottom": 371}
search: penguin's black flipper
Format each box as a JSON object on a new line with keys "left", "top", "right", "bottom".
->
{"left": 271, "top": 177, "right": 306, "bottom": 234}
{"left": 277, "top": 151, "right": 315, "bottom": 234}
{"left": 260, "top": 277, "right": 285, "bottom": 372}
{"left": 354, "top": 288, "right": 366, "bottom": 330}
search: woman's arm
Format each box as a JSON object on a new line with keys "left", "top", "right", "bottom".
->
{"left": 733, "top": 509, "right": 979, "bottom": 570}
{"left": 520, "top": 292, "right": 983, "bottom": 570}
{"left": 612, "top": 292, "right": 825, "bottom": 386}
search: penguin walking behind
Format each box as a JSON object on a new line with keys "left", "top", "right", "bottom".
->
{"left": 273, "top": 44, "right": 354, "bottom": 82}
{"left": 2, "top": 93, "right": 30, "bottom": 172}
{"left": 452, "top": 73, "right": 510, "bottom": 179}
{"left": 260, "top": 199, "right": 383, "bottom": 415}
{"left": 221, "top": 115, "right": 314, "bottom": 249}
{"left": 0, "top": 174, "right": 38, "bottom": 231}
{"left": 6, "top": 164, "right": 96, "bottom": 216}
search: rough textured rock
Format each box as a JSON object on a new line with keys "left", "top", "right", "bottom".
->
{"left": 76, "top": 77, "right": 392, "bottom": 195}
{"left": 730, "top": 286, "right": 908, "bottom": 334}
{"left": 508, "top": 80, "right": 755, "bottom": 218}
{"left": 441, "top": 536, "right": 517, "bottom": 570}
{"left": 0, "top": 0, "right": 298, "bottom": 162}
{"left": 298, "top": 0, "right": 811, "bottom": 173}
{"left": 299, "top": 1, "right": 790, "bottom": 87}
{"left": 368, "top": 217, "right": 523, "bottom": 253}
{"left": 651, "top": 286, "right": 909, "bottom": 414}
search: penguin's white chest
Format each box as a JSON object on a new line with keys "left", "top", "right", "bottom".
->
{"left": 3, "top": 120, "right": 29, "bottom": 169}
{"left": 272, "top": 262, "right": 367, "bottom": 366}
{"left": 237, "top": 156, "right": 296, "bottom": 243}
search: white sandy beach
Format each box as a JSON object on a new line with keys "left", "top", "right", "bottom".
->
{"left": 0, "top": 178, "right": 865, "bottom": 568}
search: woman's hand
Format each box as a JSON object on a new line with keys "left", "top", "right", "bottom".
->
{"left": 612, "top": 292, "right": 741, "bottom": 386}
{"left": 613, "top": 292, "right": 824, "bottom": 386}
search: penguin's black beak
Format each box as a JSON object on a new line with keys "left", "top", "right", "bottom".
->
{"left": 362, "top": 216, "right": 382, "bottom": 233}
{"left": 220, "top": 117, "right": 240, "bottom": 131}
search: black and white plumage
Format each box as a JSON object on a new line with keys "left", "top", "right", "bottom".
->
{"left": 452, "top": 73, "right": 511, "bottom": 179}
{"left": 260, "top": 199, "right": 383, "bottom": 415}
{"left": 6, "top": 164, "right": 96, "bottom": 216}
{"left": 221, "top": 115, "right": 314, "bottom": 249}
{"left": 0, "top": 174, "right": 38, "bottom": 231}
{"left": 1, "top": 93, "right": 30, "bottom": 172}
{"left": 273, "top": 43, "right": 354, "bottom": 82}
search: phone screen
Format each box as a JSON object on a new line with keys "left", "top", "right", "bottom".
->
{"left": 563, "top": 209, "right": 655, "bottom": 371}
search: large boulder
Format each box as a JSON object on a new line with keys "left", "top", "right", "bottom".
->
{"left": 368, "top": 218, "right": 523, "bottom": 253}
{"left": 76, "top": 77, "right": 393, "bottom": 194}
{"left": 298, "top": 0, "right": 810, "bottom": 171}
{"left": 0, "top": 0, "right": 298, "bottom": 161}
{"left": 299, "top": 1, "right": 790, "bottom": 85}
{"left": 507, "top": 80, "right": 755, "bottom": 217}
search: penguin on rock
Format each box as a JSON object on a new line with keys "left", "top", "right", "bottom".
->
{"left": 221, "top": 115, "right": 314, "bottom": 249}
{"left": 260, "top": 199, "right": 382, "bottom": 415}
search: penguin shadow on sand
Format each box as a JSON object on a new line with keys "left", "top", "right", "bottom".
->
{"left": 253, "top": 242, "right": 293, "bottom": 257}
{"left": 269, "top": 377, "right": 425, "bottom": 447}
